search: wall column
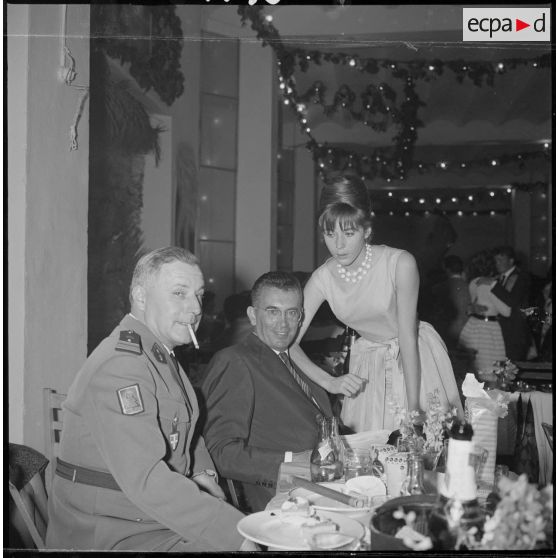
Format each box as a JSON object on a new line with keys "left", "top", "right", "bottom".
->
{"left": 235, "top": 42, "right": 277, "bottom": 291}
{"left": 293, "top": 147, "right": 316, "bottom": 272}
{"left": 8, "top": 4, "right": 30, "bottom": 443}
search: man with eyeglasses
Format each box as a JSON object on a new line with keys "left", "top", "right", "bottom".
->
{"left": 200, "top": 271, "right": 333, "bottom": 512}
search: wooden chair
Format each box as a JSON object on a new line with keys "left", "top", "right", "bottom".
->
{"left": 8, "top": 444, "right": 49, "bottom": 549}
{"left": 226, "top": 479, "right": 241, "bottom": 509}
{"left": 43, "top": 388, "right": 66, "bottom": 490}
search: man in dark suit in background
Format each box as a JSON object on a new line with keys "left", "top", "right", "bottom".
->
{"left": 489, "top": 246, "right": 532, "bottom": 361}
{"left": 200, "top": 271, "right": 332, "bottom": 513}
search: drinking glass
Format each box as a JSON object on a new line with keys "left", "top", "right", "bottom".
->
{"left": 343, "top": 448, "right": 372, "bottom": 480}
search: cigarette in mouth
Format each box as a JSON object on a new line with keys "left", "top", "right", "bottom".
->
{"left": 187, "top": 324, "right": 199, "bottom": 350}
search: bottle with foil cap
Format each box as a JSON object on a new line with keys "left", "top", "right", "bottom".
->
{"left": 342, "top": 327, "right": 358, "bottom": 375}
{"left": 427, "top": 421, "right": 484, "bottom": 550}
{"left": 310, "top": 416, "right": 341, "bottom": 482}
{"left": 328, "top": 416, "right": 344, "bottom": 479}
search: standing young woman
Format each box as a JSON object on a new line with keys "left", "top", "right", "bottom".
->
{"left": 289, "top": 176, "right": 464, "bottom": 432}
{"left": 458, "top": 250, "right": 511, "bottom": 373}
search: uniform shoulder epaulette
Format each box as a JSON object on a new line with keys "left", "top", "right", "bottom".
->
{"left": 115, "top": 330, "right": 142, "bottom": 355}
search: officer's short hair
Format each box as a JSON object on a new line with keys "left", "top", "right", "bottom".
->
{"left": 251, "top": 271, "right": 302, "bottom": 308}
{"left": 130, "top": 247, "right": 199, "bottom": 303}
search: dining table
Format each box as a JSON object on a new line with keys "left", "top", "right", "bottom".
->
{"left": 238, "top": 461, "right": 444, "bottom": 551}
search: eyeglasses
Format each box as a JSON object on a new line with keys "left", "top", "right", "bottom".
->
{"left": 255, "top": 306, "right": 302, "bottom": 323}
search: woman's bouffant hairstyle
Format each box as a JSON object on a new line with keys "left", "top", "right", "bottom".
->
{"left": 467, "top": 249, "right": 497, "bottom": 280}
{"left": 318, "top": 175, "right": 373, "bottom": 239}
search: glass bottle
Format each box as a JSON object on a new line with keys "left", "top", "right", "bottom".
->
{"left": 311, "top": 416, "right": 340, "bottom": 482}
{"left": 329, "top": 416, "right": 344, "bottom": 479}
{"left": 427, "top": 421, "right": 484, "bottom": 550}
{"left": 342, "top": 328, "right": 358, "bottom": 375}
{"left": 400, "top": 452, "right": 427, "bottom": 496}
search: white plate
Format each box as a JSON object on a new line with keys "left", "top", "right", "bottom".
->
{"left": 345, "top": 475, "right": 387, "bottom": 498}
{"left": 289, "top": 482, "right": 373, "bottom": 512}
{"left": 237, "top": 509, "right": 365, "bottom": 550}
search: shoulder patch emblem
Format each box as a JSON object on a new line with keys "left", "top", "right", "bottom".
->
{"left": 115, "top": 330, "right": 142, "bottom": 355}
{"left": 117, "top": 384, "right": 144, "bottom": 415}
{"left": 151, "top": 343, "right": 167, "bottom": 364}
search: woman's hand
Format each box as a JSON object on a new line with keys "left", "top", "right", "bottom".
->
{"left": 325, "top": 373, "right": 366, "bottom": 397}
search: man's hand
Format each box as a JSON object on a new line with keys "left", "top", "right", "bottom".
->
{"left": 192, "top": 471, "right": 226, "bottom": 500}
{"left": 326, "top": 373, "right": 366, "bottom": 397}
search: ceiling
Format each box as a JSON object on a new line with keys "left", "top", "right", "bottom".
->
{"left": 205, "top": 5, "right": 553, "bottom": 187}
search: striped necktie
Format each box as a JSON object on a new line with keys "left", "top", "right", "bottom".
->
{"left": 279, "top": 352, "right": 323, "bottom": 412}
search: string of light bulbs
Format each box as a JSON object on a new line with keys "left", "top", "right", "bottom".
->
{"left": 239, "top": 6, "right": 551, "bottom": 182}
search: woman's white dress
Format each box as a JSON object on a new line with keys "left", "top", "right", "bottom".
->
{"left": 458, "top": 277, "right": 509, "bottom": 372}
{"left": 305, "top": 245, "right": 464, "bottom": 433}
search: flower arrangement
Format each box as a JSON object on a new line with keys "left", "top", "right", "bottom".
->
{"left": 423, "top": 390, "right": 458, "bottom": 453}
{"left": 394, "top": 475, "right": 554, "bottom": 551}
{"left": 462, "top": 475, "right": 554, "bottom": 550}
{"left": 490, "top": 359, "right": 518, "bottom": 389}
{"left": 388, "top": 391, "right": 457, "bottom": 458}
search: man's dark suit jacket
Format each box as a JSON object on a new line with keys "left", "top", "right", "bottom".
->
{"left": 200, "top": 333, "right": 333, "bottom": 512}
{"left": 491, "top": 267, "right": 531, "bottom": 361}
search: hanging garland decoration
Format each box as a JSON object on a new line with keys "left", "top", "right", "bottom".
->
{"left": 314, "top": 142, "right": 551, "bottom": 183}
{"left": 238, "top": 6, "right": 551, "bottom": 182}
{"left": 94, "top": 4, "right": 185, "bottom": 106}
{"left": 239, "top": 5, "right": 422, "bottom": 179}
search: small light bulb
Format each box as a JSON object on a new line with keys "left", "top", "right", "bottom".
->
{"left": 403, "top": 197, "right": 409, "bottom": 203}
{"left": 457, "top": 211, "right": 463, "bottom": 216}
{"left": 419, "top": 198, "right": 425, "bottom": 204}
{"left": 451, "top": 197, "right": 458, "bottom": 203}
{"left": 468, "top": 195, "right": 474, "bottom": 201}
{"left": 489, "top": 191, "right": 495, "bottom": 197}
{"left": 435, "top": 198, "right": 442, "bottom": 204}
{"left": 388, "top": 192, "right": 393, "bottom": 197}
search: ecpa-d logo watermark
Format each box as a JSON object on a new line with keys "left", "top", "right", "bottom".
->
{"left": 463, "top": 8, "right": 550, "bottom": 41}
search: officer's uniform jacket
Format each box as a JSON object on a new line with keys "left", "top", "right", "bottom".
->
{"left": 200, "top": 333, "right": 333, "bottom": 512}
{"left": 46, "top": 314, "right": 244, "bottom": 551}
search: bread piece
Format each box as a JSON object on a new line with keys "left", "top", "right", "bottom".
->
{"left": 301, "top": 517, "right": 338, "bottom": 540}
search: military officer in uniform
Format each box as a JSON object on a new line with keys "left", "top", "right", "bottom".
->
{"left": 46, "top": 247, "right": 254, "bottom": 551}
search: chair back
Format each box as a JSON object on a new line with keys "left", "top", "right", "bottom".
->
{"left": 43, "top": 388, "right": 67, "bottom": 489}
{"left": 8, "top": 443, "right": 49, "bottom": 549}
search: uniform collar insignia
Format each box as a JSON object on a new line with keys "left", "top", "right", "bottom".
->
{"left": 151, "top": 343, "right": 167, "bottom": 364}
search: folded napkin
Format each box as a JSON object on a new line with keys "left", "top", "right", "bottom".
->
{"left": 341, "top": 430, "right": 391, "bottom": 451}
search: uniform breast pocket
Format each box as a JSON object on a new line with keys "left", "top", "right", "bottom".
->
{"left": 158, "top": 397, "right": 192, "bottom": 460}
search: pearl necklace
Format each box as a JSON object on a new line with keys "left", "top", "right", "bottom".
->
{"left": 336, "top": 244, "right": 373, "bottom": 283}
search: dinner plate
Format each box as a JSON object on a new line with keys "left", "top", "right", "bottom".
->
{"left": 346, "top": 475, "right": 387, "bottom": 498}
{"left": 288, "top": 482, "right": 374, "bottom": 513}
{"left": 237, "top": 509, "right": 365, "bottom": 550}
